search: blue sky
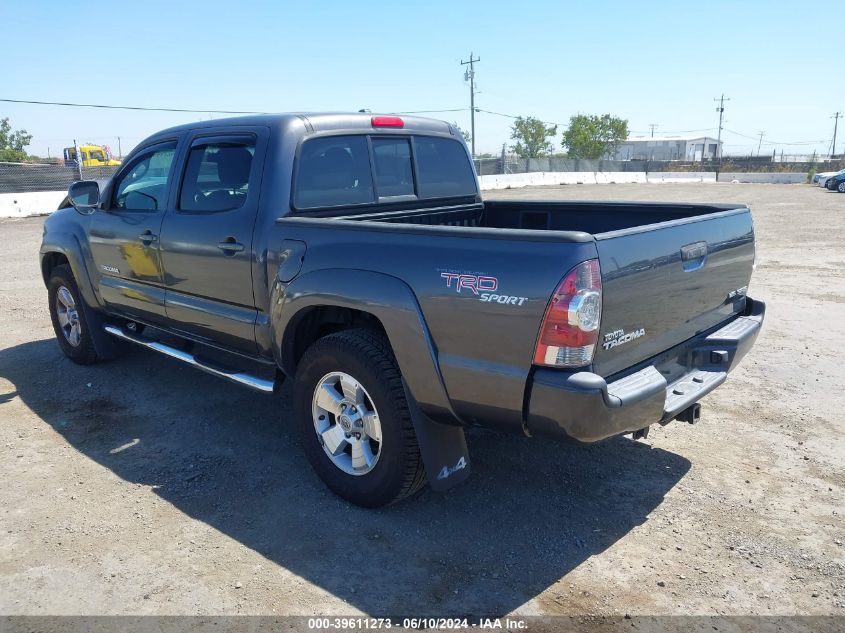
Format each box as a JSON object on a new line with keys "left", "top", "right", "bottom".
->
{"left": 3, "top": 0, "right": 842, "bottom": 158}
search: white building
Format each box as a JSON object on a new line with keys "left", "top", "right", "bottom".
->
{"left": 614, "top": 135, "right": 723, "bottom": 161}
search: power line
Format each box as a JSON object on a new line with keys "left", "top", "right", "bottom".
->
{"left": 723, "top": 128, "right": 828, "bottom": 145}
{"left": 460, "top": 53, "right": 480, "bottom": 157}
{"left": 3, "top": 97, "right": 470, "bottom": 118}
{"left": 395, "top": 108, "right": 467, "bottom": 114}
{"left": 629, "top": 127, "right": 717, "bottom": 135}
{"left": 477, "top": 109, "right": 569, "bottom": 128}
{"left": 5, "top": 96, "right": 834, "bottom": 153}
{"left": 0, "top": 97, "right": 266, "bottom": 114}
{"left": 724, "top": 128, "right": 763, "bottom": 141}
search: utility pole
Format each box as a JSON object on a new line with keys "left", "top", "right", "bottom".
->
{"left": 117, "top": 136, "right": 122, "bottom": 160}
{"left": 73, "top": 139, "right": 83, "bottom": 180}
{"left": 461, "top": 53, "right": 480, "bottom": 158}
{"left": 756, "top": 131, "right": 765, "bottom": 157}
{"left": 832, "top": 111, "right": 842, "bottom": 158}
{"left": 649, "top": 123, "right": 658, "bottom": 138}
{"left": 713, "top": 94, "right": 730, "bottom": 179}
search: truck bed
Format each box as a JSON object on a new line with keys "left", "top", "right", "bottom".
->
{"left": 337, "top": 199, "right": 744, "bottom": 236}
{"left": 325, "top": 197, "right": 755, "bottom": 378}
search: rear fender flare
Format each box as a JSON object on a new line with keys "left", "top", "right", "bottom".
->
{"left": 272, "top": 268, "right": 471, "bottom": 491}
{"left": 271, "top": 268, "right": 458, "bottom": 425}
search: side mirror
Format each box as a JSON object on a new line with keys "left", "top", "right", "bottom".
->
{"left": 68, "top": 180, "right": 100, "bottom": 214}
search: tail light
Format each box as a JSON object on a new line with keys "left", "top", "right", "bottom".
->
{"left": 533, "top": 259, "right": 602, "bottom": 368}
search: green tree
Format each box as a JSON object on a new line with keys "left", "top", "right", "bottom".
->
{"left": 510, "top": 116, "right": 557, "bottom": 158}
{"left": 0, "top": 118, "right": 34, "bottom": 162}
{"left": 807, "top": 150, "right": 818, "bottom": 183}
{"left": 561, "top": 114, "right": 628, "bottom": 159}
{"left": 452, "top": 122, "right": 471, "bottom": 145}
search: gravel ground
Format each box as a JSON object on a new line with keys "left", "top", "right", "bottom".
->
{"left": 0, "top": 183, "right": 842, "bottom": 618}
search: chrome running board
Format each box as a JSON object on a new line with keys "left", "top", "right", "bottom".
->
{"left": 103, "top": 324, "right": 275, "bottom": 393}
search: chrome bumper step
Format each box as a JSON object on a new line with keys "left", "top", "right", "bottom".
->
{"left": 103, "top": 324, "right": 275, "bottom": 393}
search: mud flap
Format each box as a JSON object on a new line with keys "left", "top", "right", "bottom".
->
{"left": 403, "top": 379, "right": 471, "bottom": 492}
{"left": 79, "top": 299, "right": 124, "bottom": 360}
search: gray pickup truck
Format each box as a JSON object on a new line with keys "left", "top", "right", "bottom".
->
{"left": 40, "top": 113, "right": 764, "bottom": 506}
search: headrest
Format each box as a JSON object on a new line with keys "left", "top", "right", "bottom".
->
{"left": 211, "top": 146, "right": 252, "bottom": 187}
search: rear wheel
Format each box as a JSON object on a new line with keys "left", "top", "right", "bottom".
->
{"left": 47, "top": 264, "right": 100, "bottom": 365}
{"left": 293, "top": 329, "right": 427, "bottom": 507}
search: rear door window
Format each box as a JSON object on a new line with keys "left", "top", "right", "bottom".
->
{"left": 413, "top": 137, "right": 477, "bottom": 198}
{"left": 372, "top": 138, "right": 414, "bottom": 198}
{"left": 294, "top": 136, "right": 374, "bottom": 209}
{"left": 179, "top": 139, "right": 256, "bottom": 213}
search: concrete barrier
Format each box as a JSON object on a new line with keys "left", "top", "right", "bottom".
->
{"left": 646, "top": 172, "right": 716, "bottom": 183}
{"left": 720, "top": 172, "right": 807, "bottom": 184}
{"left": 478, "top": 171, "right": 807, "bottom": 190}
{"left": 1, "top": 173, "right": 811, "bottom": 216}
{"left": 478, "top": 172, "right": 595, "bottom": 189}
{"left": 0, "top": 191, "right": 65, "bottom": 218}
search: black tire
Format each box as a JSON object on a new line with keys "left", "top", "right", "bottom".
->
{"left": 47, "top": 264, "right": 100, "bottom": 365}
{"left": 826, "top": 179, "right": 837, "bottom": 190}
{"left": 293, "top": 329, "right": 427, "bottom": 507}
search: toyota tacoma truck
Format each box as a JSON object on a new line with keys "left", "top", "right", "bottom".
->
{"left": 40, "top": 113, "right": 764, "bottom": 507}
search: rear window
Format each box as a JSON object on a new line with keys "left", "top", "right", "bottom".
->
{"left": 293, "top": 134, "right": 476, "bottom": 210}
{"left": 372, "top": 138, "right": 414, "bottom": 197}
{"left": 414, "top": 136, "right": 477, "bottom": 198}
{"left": 293, "top": 136, "right": 375, "bottom": 209}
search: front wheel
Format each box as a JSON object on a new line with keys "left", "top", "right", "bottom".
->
{"left": 293, "top": 329, "right": 427, "bottom": 507}
{"left": 47, "top": 264, "right": 100, "bottom": 365}
{"left": 838, "top": 181, "right": 845, "bottom": 193}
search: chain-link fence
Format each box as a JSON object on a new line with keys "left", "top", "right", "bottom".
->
{"left": 473, "top": 155, "right": 840, "bottom": 176}
{"left": 2, "top": 155, "right": 838, "bottom": 195}
{"left": 0, "top": 162, "right": 120, "bottom": 194}
{"left": 474, "top": 157, "right": 650, "bottom": 175}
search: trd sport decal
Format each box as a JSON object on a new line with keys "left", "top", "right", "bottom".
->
{"left": 439, "top": 271, "right": 529, "bottom": 306}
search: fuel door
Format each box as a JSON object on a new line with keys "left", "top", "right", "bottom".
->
{"left": 277, "top": 239, "right": 307, "bottom": 282}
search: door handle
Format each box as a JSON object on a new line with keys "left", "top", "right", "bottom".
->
{"left": 217, "top": 238, "right": 245, "bottom": 255}
{"left": 138, "top": 230, "right": 158, "bottom": 245}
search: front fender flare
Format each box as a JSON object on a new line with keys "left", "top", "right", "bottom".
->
{"left": 40, "top": 232, "right": 123, "bottom": 359}
{"left": 40, "top": 231, "right": 100, "bottom": 310}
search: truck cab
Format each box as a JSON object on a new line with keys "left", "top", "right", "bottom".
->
{"left": 63, "top": 144, "right": 122, "bottom": 168}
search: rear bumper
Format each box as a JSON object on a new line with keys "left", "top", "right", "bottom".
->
{"left": 526, "top": 297, "right": 765, "bottom": 442}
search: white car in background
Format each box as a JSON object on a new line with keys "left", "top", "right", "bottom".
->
{"left": 818, "top": 169, "right": 845, "bottom": 188}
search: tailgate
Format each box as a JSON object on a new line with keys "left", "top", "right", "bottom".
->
{"left": 592, "top": 208, "right": 755, "bottom": 377}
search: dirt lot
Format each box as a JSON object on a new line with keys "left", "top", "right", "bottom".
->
{"left": 0, "top": 183, "right": 843, "bottom": 618}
